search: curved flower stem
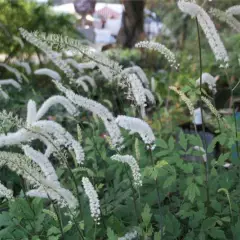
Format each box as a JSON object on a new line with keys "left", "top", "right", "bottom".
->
{"left": 196, "top": 18, "right": 210, "bottom": 207}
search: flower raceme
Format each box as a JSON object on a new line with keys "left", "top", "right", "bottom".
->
{"left": 34, "top": 68, "right": 62, "bottom": 82}
{"left": 169, "top": 86, "right": 194, "bottom": 116}
{"left": 210, "top": 8, "right": 240, "bottom": 33}
{"left": 0, "top": 96, "right": 84, "bottom": 164}
{"left": 19, "top": 28, "right": 74, "bottom": 79}
{"left": 82, "top": 177, "right": 101, "bottom": 223}
{"left": 111, "top": 154, "right": 142, "bottom": 187}
{"left": 0, "top": 63, "right": 22, "bottom": 83}
{"left": 115, "top": 115, "right": 156, "bottom": 150}
{"left": 135, "top": 41, "right": 179, "bottom": 70}
{"left": 22, "top": 145, "right": 78, "bottom": 210}
{"left": 226, "top": 5, "right": 240, "bottom": 16}
{"left": 178, "top": 0, "right": 229, "bottom": 67}
{"left": 54, "top": 81, "right": 124, "bottom": 149}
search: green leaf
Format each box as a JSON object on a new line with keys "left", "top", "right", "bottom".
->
{"left": 208, "top": 228, "right": 226, "bottom": 239}
{"left": 107, "top": 227, "right": 118, "bottom": 240}
{"left": 154, "top": 232, "right": 161, "bottom": 240}
{"left": 217, "top": 153, "right": 230, "bottom": 165}
{"left": 47, "top": 226, "right": 61, "bottom": 236}
{"left": 141, "top": 204, "right": 152, "bottom": 227}
{"left": 184, "top": 182, "right": 200, "bottom": 203}
{"left": 155, "top": 150, "right": 170, "bottom": 158}
{"left": 201, "top": 217, "right": 217, "bottom": 231}
{"left": 168, "top": 136, "right": 175, "bottom": 151}
{"left": 187, "top": 135, "right": 203, "bottom": 147}
{"left": 63, "top": 223, "right": 73, "bottom": 233}
{"left": 165, "top": 214, "right": 181, "bottom": 237}
{"left": 156, "top": 138, "right": 168, "bottom": 149}
{"left": 0, "top": 211, "right": 12, "bottom": 227}
{"left": 163, "top": 175, "right": 176, "bottom": 189}
{"left": 179, "top": 130, "right": 188, "bottom": 150}
{"left": 221, "top": 216, "right": 230, "bottom": 222}
{"left": 32, "top": 237, "right": 41, "bottom": 240}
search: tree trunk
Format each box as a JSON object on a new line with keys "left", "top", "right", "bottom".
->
{"left": 117, "top": 0, "right": 145, "bottom": 48}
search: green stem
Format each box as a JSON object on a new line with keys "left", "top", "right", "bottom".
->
{"left": 123, "top": 164, "right": 139, "bottom": 224}
{"left": 196, "top": 18, "right": 210, "bottom": 207}
{"left": 51, "top": 200, "right": 65, "bottom": 240}
{"left": 149, "top": 149, "right": 163, "bottom": 238}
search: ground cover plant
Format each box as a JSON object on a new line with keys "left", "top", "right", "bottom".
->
{"left": 1, "top": 0, "right": 240, "bottom": 239}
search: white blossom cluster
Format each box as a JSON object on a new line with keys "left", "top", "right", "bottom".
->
{"left": 201, "top": 96, "right": 222, "bottom": 122}
{"left": 34, "top": 95, "right": 78, "bottom": 121}
{"left": 226, "top": 5, "right": 240, "bottom": 15}
{"left": 23, "top": 145, "right": 78, "bottom": 210}
{"left": 0, "top": 110, "right": 23, "bottom": 132}
{"left": 0, "top": 79, "right": 21, "bottom": 90}
{"left": 0, "top": 79, "right": 21, "bottom": 100}
{"left": 116, "top": 115, "right": 156, "bottom": 149}
{"left": 122, "top": 66, "right": 149, "bottom": 88}
{"left": 0, "top": 181, "right": 13, "bottom": 200}
{"left": 34, "top": 68, "right": 61, "bottom": 82}
{"left": 34, "top": 31, "right": 122, "bottom": 80}
{"left": 0, "top": 63, "right": 22, "bottom": 83}
{"left": 135, "top": 41, "right": 179, "bottom": 70}
{"left": 13, "top": 60, "right": 32, "bottom": 75}
{"left": 111, "top": 154, "right": 142, "bottom": 187}
{"left": 118, "top": 230, "right": 138, "bottom": 240}
{"left": 169, "top": 86, "right": 194, "bottom": 115}
{"left": 66, "top": 58, "right": 96, "bottom": 73}
{"left": 19, "top": 28, "right": 74, "bottom": 79}
{"left": 178, "top": 0, "right": 229, "bottom": 68}
{"left": 0, "top": 87, "right": 9, "bottom": 100}
{"left": 82, "top": 177, "right": 100, "bottom": 223}
{"left": 0, "top": 151, "right": 42, "bottom": 187}
{"left": 31, "top": 120, "right": 85, "bottom": 164}
{"left": 127, "top": 73, "right": 147, "bottom": 118}
{"left": 76, "top": 76, "right": 96, "bottom": 92}
{"left": 196, "top": 73, "right": 217, "bottom": 94}
{"left": 55, "top": 81, "right": 123, "bottom": 149}
{"left": 0, "top": 96, "right": 84, "bottom": 164}
{"left": 0, "top": 149, "right": 77, "bottom": 209}
{"left": 210, "top": 8, "right": 240, "bottom": 33}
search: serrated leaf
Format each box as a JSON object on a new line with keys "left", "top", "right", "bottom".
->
{"left": 156, "top": 138, "right": 168, "bottom": 149}
{"left": 208, "top": 227, "right": 226, "bottom": 239}
{"left": 184, "top": 182, "right": 200, "bottom": 203}
{"left": 141, "top": 204, "right": 152, "bottom": 227}
{"left": 47, "top": 226, "right": 60, "bottom": 236}
{"left": 155, "top": 150, "right": 170, "bottom": 158}
{"left": 221, "top": 216, "right": 230, "bottom": 222}
{"left": 179, "top": 130, "right": 188, "bottom": 150}
{"left": 217, "top": 153, "right": 230, "bottom": 165}
{"left": 201, "top": 217, "right": 217, "bottom": 230}
{"left": 107, "top": 227, "right": 118, "bottom": 240}
{"left": 163, "top": 175, "right": 176, "bottom": 189}
{"left": 155, "top": 160, "right": 168, "bottom": 168}
{"left": 63, "top": 223, "right": 73, "bottom": 233}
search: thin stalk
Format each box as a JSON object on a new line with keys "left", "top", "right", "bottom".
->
{"left": 66, "top": 206, "right": 85, "bottom": 240}
{"left": 123, "top": 164, "right": 139, "bottom": 224}
{"left": 149, "top": 149, "right": 163, "bottom": 238}
{"left": 51, "top": 200, "right": 65, "bottom": 240}
{"left": 196, "top": 19, "right": 210, "bottom": 206}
